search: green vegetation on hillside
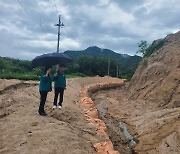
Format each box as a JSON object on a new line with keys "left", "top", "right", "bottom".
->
{"left": 64, "top": 46, "right": 127, "bottom": 61}
{"left": 137, "top": 39, "right": 165, "bottom": 58}
{"left": 0, "top": 47, "right": 141, "bottom": 81}
{"left": 136, "top": 39, "right": 165, "bottom": 70}
{"left": 65, "top": 46, "right": 141, "bottom": 80}
{"left": 144, "top": 39, "right": 165, "bottom": 57}
{"left": 0, "top": 57, "right": 40, "bottom": 80}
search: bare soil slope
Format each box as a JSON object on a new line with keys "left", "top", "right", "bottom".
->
{"left": 126, "top": 31, "right": 180, "bottom": 153}
{"left": 91, "top": 32, "right": 180, "bottom": 154}
{"left": 127, "top": 32, "right": 180, "bottom": 108}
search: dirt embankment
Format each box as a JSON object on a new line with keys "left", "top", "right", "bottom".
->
{"left": 124, "top": 31, "right": 180, "bottom": 153}
{"left": 127, "top": 32, "right": 180, "bottom": 108}
{"left": 90, "top": 32, "right": 180, "bottom": 154}
{"left": 92, "top": 87, "right": 180, "bottom": 154}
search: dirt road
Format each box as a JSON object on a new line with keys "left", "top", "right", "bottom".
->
{"left": 0, "top": 77, "right": 121, "bottom": 154}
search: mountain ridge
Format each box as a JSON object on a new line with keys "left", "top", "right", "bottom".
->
{"left": 64, "top": 46, "right": 142, "bottom": 80}
{"left": 64, "top": 46, "right": 141, "bottom": 62}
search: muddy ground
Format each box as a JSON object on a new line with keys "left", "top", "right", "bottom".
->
{"left": 0, "top": 77, "right": 179, "bottom": 154}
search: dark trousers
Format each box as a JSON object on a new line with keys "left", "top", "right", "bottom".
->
{"left": 39, "top": 91, "right": 48, "bottom": 113}
{"left": 53, "top": 87, "right": 64, "bottom": 106}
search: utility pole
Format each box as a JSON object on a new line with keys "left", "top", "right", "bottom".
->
{"left": 117, "top": 63, "right": 119, "bottom": 78}
{"left": 54, "top": 15, "right": 65, "bottom": 72}
{"left": 55, "top": 15, "right": 65, "bottom": 53}
{"left": 108, "top": 59, "right": 110, "bottom": 76}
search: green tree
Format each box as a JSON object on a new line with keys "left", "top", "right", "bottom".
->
{"left": 0, "top": 59, "right": 5, "bottom": 70}
{"left": 137, "top": 40, "right": 149, "bottom": 56}
{"left": 137, "top": 39, "right": 165, "bottom": 58}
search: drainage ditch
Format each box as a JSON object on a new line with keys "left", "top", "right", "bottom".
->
{"left": 92, "top": 91, "right": 137, "bottom": 154}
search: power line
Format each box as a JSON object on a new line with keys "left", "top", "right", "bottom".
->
{"left": 18, "top": 0, "right": 41, "bottom": 26}
{"left": 18, "top": 0, "right": 62, "bottom": 35}
{"left": 21, "top": 0, "right": 49, "bottom": 33}
{"left": 20, "top": 0, "right": 40, "bottom": 23}
{"left": 23, "top": 0, "right": 42, "bottom": 18}
{"left": 18, "top": 0, "right": 50, "bottom": 34}
{"left": 108, "top": 59, "right": 110, "bottom": 76}
{"left": 23, "top": 0, "right": 50, "bottom": 32}
{"left": 18, "top": 0, "right": 39, "bottom": 24}
{"left": 117, "top": 63, "right": 119, "bottom": 78}
{"left": 23, "top": 0, "right": 40, "bottom": 18}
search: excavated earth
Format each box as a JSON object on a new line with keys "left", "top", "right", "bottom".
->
{"left": 0, "top": 77, "right": 123, "bottom": 154}
{"left": 1, "top": 31, "right": 180, "bottom": 154}
{"left": 91, "top": 31, "right": 180, "bottom": 154}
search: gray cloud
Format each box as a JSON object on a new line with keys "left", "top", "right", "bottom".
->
{"left": 0, "top": 0, "right": 179, "bottom": 60}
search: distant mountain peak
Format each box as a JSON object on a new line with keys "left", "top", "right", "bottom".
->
{"left": 86, "top": 46, "right": 100, "bottom": 49}
{"left": 64, "top": 46, "right": 141, "bottom": 62}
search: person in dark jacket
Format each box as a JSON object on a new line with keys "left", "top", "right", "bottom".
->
{"left": 52, "top": 64, "right": 66, "bottom": 109}
{"left": 38, "top": 66, "right": 52, "bottom": 116}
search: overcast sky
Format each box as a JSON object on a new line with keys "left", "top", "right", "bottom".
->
{"left": 0, "top": 0, "right": 179, "bottom": 60}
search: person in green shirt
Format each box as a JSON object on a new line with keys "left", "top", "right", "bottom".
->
{"left": 52, "top": 64, "right": 66, "bottom": 109}
{"left": 38, "top": 66, "right": 52, "bottom": 116}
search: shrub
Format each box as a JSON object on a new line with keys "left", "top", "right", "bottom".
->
{"left": 142, "top": 58, "right": 148, "bottom": 67}
{"left": 137, "top": 39, "right": 165, "bottom": 58}
{"left": 144, "top": 39, "right": 165, "bottom": 57}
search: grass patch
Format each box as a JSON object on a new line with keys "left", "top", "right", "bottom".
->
{"left": 0, "top": 72, "right": 87, "bottom": 80}
{"left": 0, "top": 72, "right": 40, "bottom": 80}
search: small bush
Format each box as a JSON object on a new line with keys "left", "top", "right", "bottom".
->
{"left": 137, "top": 39, "right": 165, "bottom": 58}
{"left": 144, "top": 39, "right": 165, "bottom": 57}
{"left": 66, "top": 72, "right": 87, "bottom": 78}
{"left": 142, "top": 58, "right": 148, "bottom": 67}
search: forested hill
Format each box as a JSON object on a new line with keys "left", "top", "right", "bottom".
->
{"left": 64, "top": 46, "right": 142, "bottom": 80}
{"left": 0, "top": 46, "right": 142, "bottom": 80}
{"left": 64, "top": 46, "right": 140, "bottom": 62}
